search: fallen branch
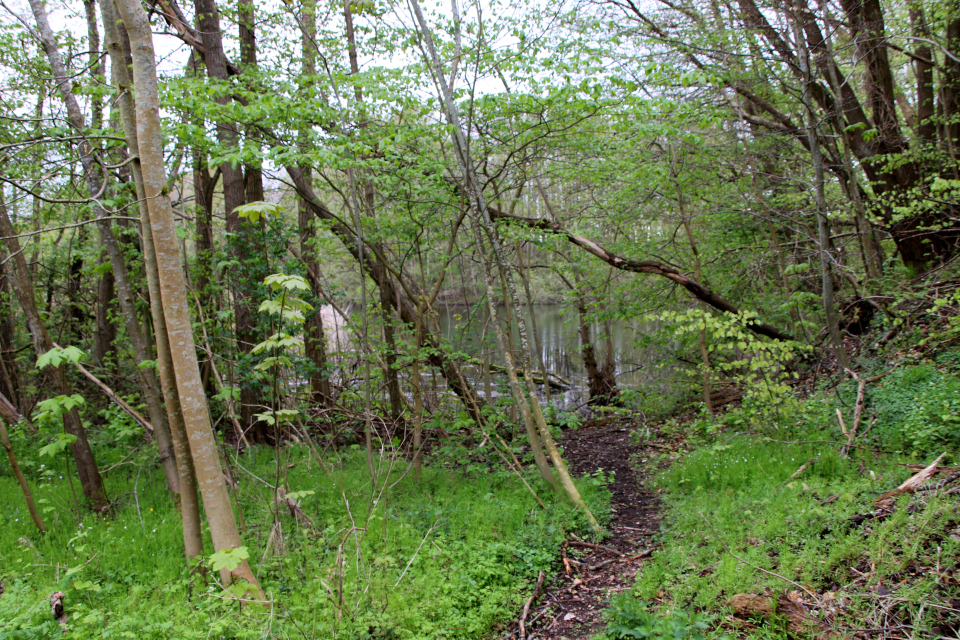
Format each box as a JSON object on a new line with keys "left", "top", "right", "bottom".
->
{"left": 780, "top": 457, "right": 819, "bottom": 486}
{"left": 875, "top": 452, "right": 947, "bottom": 506}
{"left": 519, "top": 570, "right": 546, "bottom": 640}
{"left": 64, "top": 353, "right": 153, "bottom": 433}
{"left": 466, "top": 358, "right": 572, "bottom": 390}
{"left": 917, "top": 470, "right": 960, "bottom": 492}
{"left": 568, "top": 540, "right": 621, "bottom": 555}
{"left": 839, "top": 369, "right": 886, "bottom": 457}
{"left": 698, "top": 510, "right": 818, "bottom": 601}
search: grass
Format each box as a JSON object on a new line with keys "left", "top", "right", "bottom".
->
{"left": 1, "top": 438, "right": 610, "bottom": 639}
{"left": 600, "top": 359, "right": 960, "bottom": 639}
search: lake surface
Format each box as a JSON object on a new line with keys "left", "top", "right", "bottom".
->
{"left": 433, "top": 303, "right": 675, "bottom": 410}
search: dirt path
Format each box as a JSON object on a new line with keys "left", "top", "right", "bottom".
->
{"left": 506, "top": 417, "right": 666, "bottom": 639}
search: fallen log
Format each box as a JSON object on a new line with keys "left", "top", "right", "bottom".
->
{"left": 466, "top": 358, "right": 573, "bottom": 390}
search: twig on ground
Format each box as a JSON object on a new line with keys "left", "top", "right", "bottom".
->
{"left": 519, "top": 570, "right": 546, "bottom": 640}
{"left": 568, "top": 540, "right": 621, "bottom": 555}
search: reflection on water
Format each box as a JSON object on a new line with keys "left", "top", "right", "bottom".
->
{"left": 434, "top": 304, "right": 675, "bottom": 410}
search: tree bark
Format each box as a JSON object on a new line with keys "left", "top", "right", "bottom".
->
{"left": 0, "top": 391, "right": 45, "bottom": 534}
{"left": 113, "top": 0, "right": 260, "bottom": 587}
{"left": 794, "top": 15, "right": 850, "bottom": 368}
{"left": 193, "top": 0, "right": 266, "bottom": 443}
{"left": 91, "top": 253, "right": 117, "bottom": 369}
{"left": 488, "top": 205, "right": 794, "bottom": 342}
{"left": 409, "top": 0, "right": 599, "bottom": 530}
{"left": 28, "top": 0, "right": 181, "bottom": 494}
{"left": 0, "top": 195, "right": 107, "bottom": 510}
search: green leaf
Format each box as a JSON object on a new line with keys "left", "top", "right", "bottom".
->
{"left": 37, "top": 346, "right": 86, "bottom": 369}
{"left": 207, "top": 546, "right": 249, "bottom": 572}
{"left": 39, "top": 433, "right": 78, "bottom": 458}
{"left": 284, "top": 489, "right": 315, "bottom": 501}
{"left": 234, "top": 201, "right": 282, "bottom": 223}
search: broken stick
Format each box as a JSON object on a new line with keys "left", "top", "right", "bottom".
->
{"left": 519, "top": 570, "right": 546, "bottom": 640}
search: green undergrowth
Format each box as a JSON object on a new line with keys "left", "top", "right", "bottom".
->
{"left": 601, "top": 359, "right": 960, "bottom": 639}
{"left": 1, "top": 444, "right": 609, "bottom": 639}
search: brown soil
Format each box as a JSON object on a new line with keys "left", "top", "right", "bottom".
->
{"left": 503, "top": 415, "right": 669, "bottom": 640}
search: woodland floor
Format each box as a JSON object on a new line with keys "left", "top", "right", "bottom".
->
{"left": 503, "top": 416, "right": 667, "bottom": 639}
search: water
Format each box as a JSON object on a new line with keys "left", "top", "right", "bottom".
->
{"left": 433, "top": 303, "right": 675, "bottom": 410}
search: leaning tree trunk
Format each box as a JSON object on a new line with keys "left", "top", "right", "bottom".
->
{"left": 28, "top": 0, "right": 181, "bottom": 493}
{"left": 409, "top": 0, "right": 599, "bottom": 530}
{"left": 112, "top": 0, "right": 261, "bottom": 589}
{"left": 0, "top": 391, "right": 46, "bottom": 534}
{"left": 101, "top": 0, "right": 204, "bottom": 559}
{"left": 0, "top": 196, "right": 107, "bottom": 510}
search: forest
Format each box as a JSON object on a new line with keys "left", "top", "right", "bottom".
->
{"left": 1, "top": 0, "right": 960, "bottom": 636}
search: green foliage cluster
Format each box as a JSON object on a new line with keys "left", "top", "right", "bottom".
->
{"left": 614, "top": 363, "right": 960, "bottom": 638}
{"left": 867, "top": 363, "right": 960, "bottom": 453}
{"left": 601, "top": 596, "right": 718, "bottom": 640}
{"left": 0, "top": 444, "right": 609, "bottom": 639}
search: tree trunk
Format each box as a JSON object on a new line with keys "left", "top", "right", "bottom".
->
{"left": 0, "top": 259, "right": 21, "bottom": 408}
{"left": 795, "top": 17, "right": 850, "bottom": 368}
{"left": 0, "top": 392, "right": 45, "bottom": 534}
{"left": 409, "top": 0, "right": 599, "bottom": 530}
{"left": 193, "top": 0, "right": 266, "bottom": 443}
{"left": 0, "top": 195, "right": 107, "bottom": 511}
{"left": 100, "top": 0, "right": 203, "bottom": 561}
{"left": 91, "top": 253, "right": 117, "bottom": 370}
{"left": 29, "top": 0, "right": 181, "bottom": 494}
{"left": 112, "top": 0, "right": 260, "bottom": 589}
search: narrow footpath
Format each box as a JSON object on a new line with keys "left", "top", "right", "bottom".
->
{"left": 507, "top": 416, "right": 668, "bottom": 639}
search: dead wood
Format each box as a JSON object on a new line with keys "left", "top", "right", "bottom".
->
{"left": 59, "top": 348, "right": 153, "bottom": 434}
{"left": 567, "top": 540, "right": 621, "bottom": 555}
{"left": 875, "top": 452, "right": 947, "bottom": 506}
{"left": 782, "top": 457, "right": 820, "bottom": 485}
{"left": 49, "top": 591, "right": 66, "bottom": 626}
{"left": 518, "top": 570, "right": 545, "bottom": 640}
{"left": 730, "top": 591, "right": 837, "bottom": 637}
{"left": 839, "top": 369, "right": 886, "bottom": 456}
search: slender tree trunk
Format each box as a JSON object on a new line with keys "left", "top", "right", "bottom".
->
{"left": 0, "top": 195, "right": 108, "bottom": 510}
{"left": 112, "top": 0, "right": 260, "bottom": 588}
{"left": 409, "top": 0, "right": 598, "bottom": 529}
{"left": 101, "top": 0, "right": 204, "bottom": 560}
{"left": 674, "top": 162, "right": 712, "bottom": 413}
{"left": 29, "top": 0, "right": 181, "bottom": 493}
{"left": 297, "top": 1, "right": 332, "bottom": 407}
{"left": 193, "top": 151, "right": 215, "bottom": 298}
{"left": 515, "top": 242, "right": 551, "bottom": 405}
{"left": 343, "top": 0, "right": 404, "bottom": 430}
{"left": 92, "top": 253, "right": 117, "bottom": 369}
{"left": 193, "top": 0, "right": 266, "bottom": 443}
{"left": 795, "top": 18, "right": 850, "bottom": 368}
{"left": 0, "top": 392, "right": 45, "bottom": 534}
{"left": 0, "top": 260, "right": 21, "bottom": 408}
